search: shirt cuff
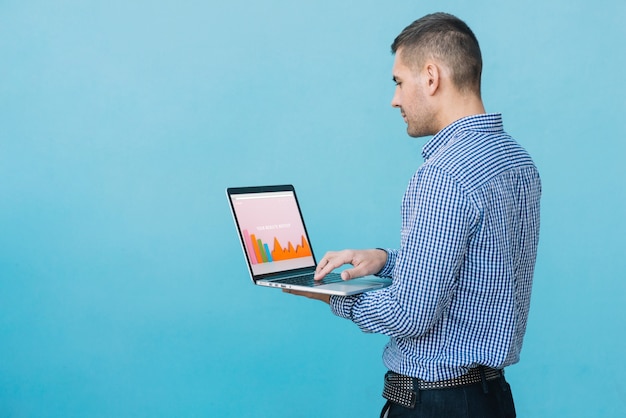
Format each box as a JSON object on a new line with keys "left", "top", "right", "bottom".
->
{"left": 329, "top": 295, "right": 358, "bottom": 319}
{"left": 376, "top": 248, "right": 397, "bottom": 278}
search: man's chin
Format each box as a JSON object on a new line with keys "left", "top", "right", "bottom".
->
{"left": 407, "top": 127, "right": 425, "bottom": 138}
{"left": 407, "top": 124, "right": 435, "bottom": 138}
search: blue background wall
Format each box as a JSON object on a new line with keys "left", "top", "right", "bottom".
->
{"left": 1, "top": 1, "right": 625, "bottom": 417}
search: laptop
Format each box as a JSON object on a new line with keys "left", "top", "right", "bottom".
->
{"left": 226, "top": 185, "right": 391, "bottom": 296}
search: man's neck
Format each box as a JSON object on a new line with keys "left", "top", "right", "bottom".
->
{"left": 435, "top": 93, "right": 486, "bottom": 131}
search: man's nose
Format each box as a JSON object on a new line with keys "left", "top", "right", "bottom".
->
{"left": 391, "top": 89, "right": 400, "bottom": 108}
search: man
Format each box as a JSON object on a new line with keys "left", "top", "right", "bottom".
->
{"left": 285, "top": 12, "right": 541, "bottom": 418}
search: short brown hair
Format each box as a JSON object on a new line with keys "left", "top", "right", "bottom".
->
{"left": 391, "top": 13, "right": 482, "bottom": 95}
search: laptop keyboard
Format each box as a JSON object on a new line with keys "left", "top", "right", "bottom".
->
{"left": 273, "top": 273, "right": 344, "bottom": 287}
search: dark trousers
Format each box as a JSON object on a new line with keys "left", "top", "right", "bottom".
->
{"left": 380, "top": 375, "right": 516, "bottom": 418}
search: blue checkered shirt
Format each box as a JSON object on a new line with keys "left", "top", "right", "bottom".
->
{"left": 330, "top": 113, "right": 541, "bottom": 381}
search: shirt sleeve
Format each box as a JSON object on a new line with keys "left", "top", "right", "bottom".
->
{"left": 377, "top": 248, "right": 397, "bottom": 278}
{"left": 330, "top": 166, "right": 477, "bottom": 338}
{"left": 329, "top": 248, "right": 397, "bottom": 318}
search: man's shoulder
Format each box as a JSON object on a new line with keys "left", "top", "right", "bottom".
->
{"left": 424, "top": 131, "right": 536, "bottom": 192}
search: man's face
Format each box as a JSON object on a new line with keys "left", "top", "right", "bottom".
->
{"left": 391, "top": 50, "right": 437, "bottom": 138}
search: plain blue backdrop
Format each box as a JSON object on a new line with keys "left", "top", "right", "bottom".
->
{"left": 1, "top": 1, "right": 625, "bottom": 417}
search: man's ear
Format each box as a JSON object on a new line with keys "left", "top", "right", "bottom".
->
{"left": 424, "top": 62, "right": 440, "bottom": 95}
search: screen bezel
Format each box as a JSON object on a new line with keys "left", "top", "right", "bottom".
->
{"left": 226, "top": 184, "right": 319, "bottom": 281}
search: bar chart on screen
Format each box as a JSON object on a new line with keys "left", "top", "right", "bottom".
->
{"left": 243, "top": 229, "right": 312, "bottom": 264}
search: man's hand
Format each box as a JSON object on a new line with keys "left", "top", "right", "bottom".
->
{"left": 314, "top": 248, "right": 388, "bottom": 281}
{"left": 282, "top": 288, "right": 331, "bottom": 304}
{"left": 283, "top": 249, "right": 387, "bottom": 303}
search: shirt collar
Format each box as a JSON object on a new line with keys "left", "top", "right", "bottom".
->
{"left": 422, "top": 113, "right": 504, "bottom": 161}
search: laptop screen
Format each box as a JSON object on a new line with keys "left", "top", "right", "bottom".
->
{"left": 229, "top": 187, "right": 316, "bottom": 276}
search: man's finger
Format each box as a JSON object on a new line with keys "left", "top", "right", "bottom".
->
{"left": 340, "top": 266, "right": 364, "bottom": 280}
{"left": 314, "top": 253, "right": 344, "bottom": 279}
{"left": 282, "top": 288, "right": 330, "bottom": 303}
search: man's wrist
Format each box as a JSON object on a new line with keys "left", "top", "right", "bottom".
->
{"left": 376, "top": 248, "right": 396, "bottom": 277}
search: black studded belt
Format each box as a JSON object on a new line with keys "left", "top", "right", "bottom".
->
{"left": 382, "top": 367, "right": 504, "bottom": 408}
